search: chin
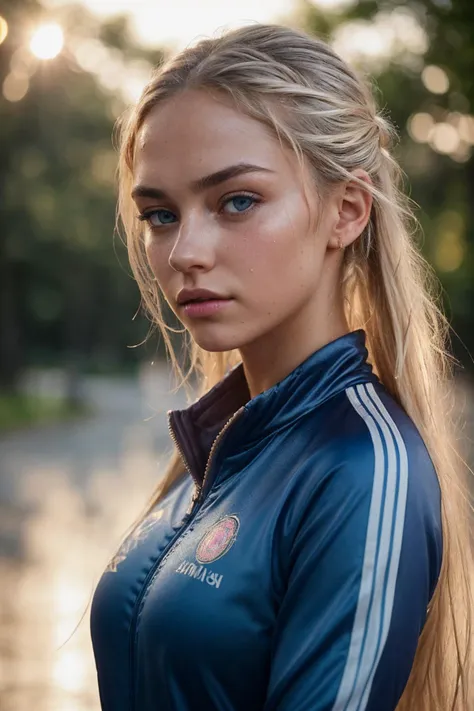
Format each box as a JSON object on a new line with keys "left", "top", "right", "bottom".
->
{"left": 187, "top": 324, "right": 252, "bottom": 354}
{"left": 189, "top": 333, "right": 241, "bottom": 353}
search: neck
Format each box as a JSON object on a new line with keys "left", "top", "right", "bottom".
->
{"left": 239, "top": 298, "right": 349, "bottom": 399}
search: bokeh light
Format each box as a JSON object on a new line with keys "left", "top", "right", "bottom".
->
{"left": 458, "top": 115, "right": 474, "bottom": 144}
{"left": 407, "top": 112, "right": 435, "bottom": 143}
{"left": 421, "top": 64, "right": 449, "bottom": 94}
{"left": 30, "top": 23, "right": 64, "bottom": 60}
{"left": 11, "top": 46, "right": 39, "bottom": 77}
{"left": 3, "top": 73, "right": 29, "bottom": 102}
{"left": 0, "top": 15, "right": 8, "bottom": 45}
{"left": 450, "top": 143, "right": 472, "bottom": 163}
{"left": 332, "top": 8, "right": 427, "bottom": 69}
{"left": 434, "top": 211, "right": 466, "bottom": 272}
{"left": 407, "top": 111, "right": 473, "bottom": 162}
{"left": 309, "top": 0, "right": 356, "bottom": 8}
{"left": 435, "top": 232, "right": 465, "bottom": 272}
{"left": 429, "top": 122, "right": 460, "bottom": 154}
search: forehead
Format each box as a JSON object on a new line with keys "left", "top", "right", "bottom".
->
{"left": 133, "top": 89, "right": 297, "bottom": 186}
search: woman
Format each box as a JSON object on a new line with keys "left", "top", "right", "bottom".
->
{"left": 90, "top": 23, "right": 472, "bottom": 711}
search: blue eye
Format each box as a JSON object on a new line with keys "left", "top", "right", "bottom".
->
{"left": 139, "top": 209, "right": 176, "bottom": 227}
{"left": 224, "top": 195, "right": 256, "bottom": 214}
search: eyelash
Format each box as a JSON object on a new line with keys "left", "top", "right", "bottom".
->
{"left": 137, "top": 192, "right": 261, "bottom": 229}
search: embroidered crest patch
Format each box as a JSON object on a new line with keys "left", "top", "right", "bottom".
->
{"left": 195, "top": 515, "right": 240, "bottom": 564}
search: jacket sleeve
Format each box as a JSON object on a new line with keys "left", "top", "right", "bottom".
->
{"left": 264, "top": 384, "right": 443, "bottom": 711}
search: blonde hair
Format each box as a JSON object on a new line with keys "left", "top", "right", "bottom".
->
{"left": 116, "top": 23, "right": 473, "bottom": 710}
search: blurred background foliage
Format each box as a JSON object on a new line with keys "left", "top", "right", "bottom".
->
{"left": 0, "top": 0, "right": 473, "bottom": 411}
{"left": 0, "top": 0, "right": 165, "bottom": 402}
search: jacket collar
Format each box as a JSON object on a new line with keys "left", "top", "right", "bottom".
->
{"left": 168, "top": 329, "right": 375, "bottom": 488}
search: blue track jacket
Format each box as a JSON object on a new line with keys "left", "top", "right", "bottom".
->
{"left": 91, "top": 330, "right": 443, "bottom": 711}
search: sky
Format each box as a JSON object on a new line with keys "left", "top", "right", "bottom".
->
{"left": 44, "top": 0, "right": 306, "bottom": 50}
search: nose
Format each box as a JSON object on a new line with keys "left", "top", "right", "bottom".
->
{"left": 168, "top": 212, "right": 216, "bottom": 273}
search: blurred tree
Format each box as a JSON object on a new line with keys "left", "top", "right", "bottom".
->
{"left": 0, "top": 0, "right": 167, "bottom": 394}
{"left": 300, "top": 0, "right": 474, "bottom": 366}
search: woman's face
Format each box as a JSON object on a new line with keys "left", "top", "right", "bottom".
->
{"left": 132, "top": 89, "right": 342, "bottom": 354}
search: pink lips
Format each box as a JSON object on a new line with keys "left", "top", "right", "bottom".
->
{"left": 181, "top": 298, "right": 233, "bottom": 318}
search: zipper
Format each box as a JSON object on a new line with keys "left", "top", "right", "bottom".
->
{"left": 167, "top": 412, "right": 201, "bottom": 517}
{"left": 185, "top": 406, "right": 245, "bottom": 514}
{"left": 129, "top": 405, "right": 245, "bottom": 710}
{"left": 167, "top": 412, "right": 194, "bottom": 486}
{"left": 168, "top": 406, "right": 246, "bottom": 517}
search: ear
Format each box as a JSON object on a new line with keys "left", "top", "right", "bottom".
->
{"left": 327, "top": 169, "right": 373, "bottom": 250}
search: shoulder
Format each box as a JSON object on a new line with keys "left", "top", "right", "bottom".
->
{"left": 304, "top": 380, "right": 441, "bottom": 503}
{"left": 287, "top": 380, "right": 443, "bottom": 595}
{"left": 282, "top": 380, "right": 442, "bottom": 559}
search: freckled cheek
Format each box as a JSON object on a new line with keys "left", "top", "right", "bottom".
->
{"left": 144, "top": 239, "right": 175, "bottom": 288}
{"left": 238, "top": 211, "right": 316, "bottom": 315}
{"left": 242, "top": 214, "right": 307, "bottom": 279}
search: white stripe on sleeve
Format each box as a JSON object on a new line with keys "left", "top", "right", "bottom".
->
{"left": 332, "top": 384, "right": 408, "bottom": 711}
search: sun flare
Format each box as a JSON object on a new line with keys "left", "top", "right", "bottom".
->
{"left": 30, "top": 22, "right": 64, "bottom": 60}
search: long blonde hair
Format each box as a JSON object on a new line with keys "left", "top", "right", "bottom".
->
{"left": 116, "top": 23, "right": 473, "bottom": 709}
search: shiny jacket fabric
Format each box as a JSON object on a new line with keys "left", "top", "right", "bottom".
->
{"left": 90, "top": 330, "right": 443, "bottom": 711}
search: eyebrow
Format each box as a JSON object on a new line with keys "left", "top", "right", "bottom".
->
{"left": 131, "top": 163, "right": 275, "bottom": 201}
